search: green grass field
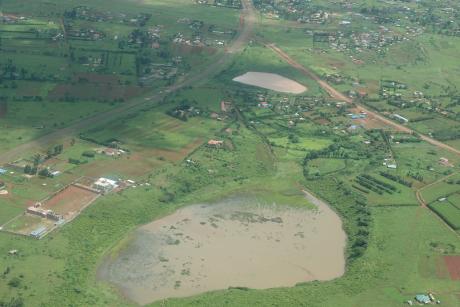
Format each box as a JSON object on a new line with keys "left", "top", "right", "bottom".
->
{"left": 1, "top": 0, "right": 460, "bottom": 306}
{"left": 429, "top": 201, "right": 460, "bottom": 230}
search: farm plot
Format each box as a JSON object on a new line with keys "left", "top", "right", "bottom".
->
{"left": 429, "top": 201, "right": 460, "bottom": 231}
{"left": 444, "top": 256, "right": 460, "bottom": 280}
{"left": 2, "top": 214, "right": 55, "bottom": 236}
{"left": 41, "top": 185, "right": 100, "bottom": 220}
{"left": 421, "top": 174, "right": 460, "bottom": 204}
{"left": 82, "top": 110, "right": 222, "bottom": 151}
{"left": 307, "top": 158, "right": 346, "bottom": 176}
{"left": 1, "top": 183, "right": 100, "bottom": 237}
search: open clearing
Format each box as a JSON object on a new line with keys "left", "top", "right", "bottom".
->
{"left": 444, "top": 256, "right": 460, "bottom": 280}
{"left": 42, "top": 185, "right": 100, "bottom": 219}
{"left": 98, "top": 195, "right": 346, "bottom": 305}
{"left": 233, "top": 72, "right": 307, "bottom": 94}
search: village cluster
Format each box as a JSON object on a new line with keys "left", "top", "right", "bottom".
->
{"left": 0, "top": 144, "right": 143, "bottom": 239}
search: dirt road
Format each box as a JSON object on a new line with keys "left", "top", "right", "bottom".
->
{"left": 0, "top": 1, "right": 257, "bottom": 164}
{"left": 266, "top": 43, "right": 460, "bottom": 156}
{"left": 415, "top": 172, "right": 458, "bottom": 207}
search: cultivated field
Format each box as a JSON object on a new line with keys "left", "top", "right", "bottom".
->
{"left": 1, "top": 1, "right": 460, "bottom": 307}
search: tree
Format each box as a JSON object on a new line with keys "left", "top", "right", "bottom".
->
{"left": 38, "top": 168, "right": 51, "bottom": 178}
{"left": 7, "top": 277, "right": 21, "bottom": 288}
{"left": 32, "top": 154, "right": 41, "bottom": 167}
{"left": 54, "top": 144, "right": 63, "bottom": 155}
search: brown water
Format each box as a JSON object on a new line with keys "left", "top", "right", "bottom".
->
{"left": 233, "top": 72, "right": 307, "bottom": 94}
{"left": 98, "top": 195, "right": 346, "bottom": 305}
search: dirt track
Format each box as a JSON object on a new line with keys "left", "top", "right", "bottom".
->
{"left": 266, "top": 43, "right": 460, "bottom": 156}
{"left": 0, "top": 0, "right": 256, "bottom": 164}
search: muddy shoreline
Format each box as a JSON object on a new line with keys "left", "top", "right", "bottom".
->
{"left": 98, "top": 195, "right": 346, "bottom": 305}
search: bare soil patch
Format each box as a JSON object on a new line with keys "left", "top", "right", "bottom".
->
{"left": 233, "top": 72, "right": 307, "bottom": 94}
{"left": 444, "top": 255, "right": 460, "bottom": 280}
{"left": 42, "top": 185, "right": 99, "bottom": 218}
{"left": 47, "top": 84, "right": 144, "bottom": 101}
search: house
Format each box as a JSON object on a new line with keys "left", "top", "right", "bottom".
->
{"left": 258, "top": 101, "right": 271, "bottom": 108}
{"left": 30, "top": 226, "right": 47, "bottom": 238}
{"left": 347, "top": 125, "right": 362, "bottom": 134}
{"left": 415, "top": 294, "right": 431, "bottom": 304}
{"left": 102, "top": 148, "right": 123, "bottom": 156}
{"left": 27, "top": 206, "right": 48, "bottom": 218}
{"left": 207, "top": 140, "right": 223, "bottom": 147}
{"left": 93, "top": 177, "right": 118, "bottom": 193}
{"left": 50, "top": 171, "right": 61, "bottom": 177}
{"left": 392, "top": 114, "right": 409, "bottom": 123}
{"left": 0, "top": 168, "right": 7, "bottom": 175}
{"left": 220, "top": 101, "right": 232, "bottom": 112}
{"left": 439, "top": 157, "right": 453, "bottom": 167}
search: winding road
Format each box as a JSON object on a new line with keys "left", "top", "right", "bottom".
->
{"left": 265, "top": 43, "right": 460, "bottom": 156}
{"left": 0, "top": 0, "right": 257, "bottom": 164}
{"left": 1, "top": 0, "right": 459, "bottom": 165}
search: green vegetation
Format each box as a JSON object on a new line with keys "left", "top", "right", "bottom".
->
{"left": 1, "top": 0, "right": 460, "bottom": 306}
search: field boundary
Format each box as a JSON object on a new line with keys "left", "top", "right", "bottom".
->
{"left": 0, "top": 177, "right": 102, "bottom": 239}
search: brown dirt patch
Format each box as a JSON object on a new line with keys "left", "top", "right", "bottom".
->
{"left": 444, "top": 256, "right": 460, "bottom": 280}
{"left": 42, "top": 185, "right": 99, "bottom": 217}
{"left": 47, "top": 83, "right": 145, "bottom": 101}
{"left": 144, "top": 138, "right": 204, "bottom": 162}
{"left": 349, "top": 107, "right": 392, "bottom": 130}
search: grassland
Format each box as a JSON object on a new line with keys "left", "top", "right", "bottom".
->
{"left": 1, "top": 0, "right": 460, "bottom": 306}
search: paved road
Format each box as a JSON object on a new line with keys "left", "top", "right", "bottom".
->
{"left": 0, "top": 1, "right": 256, "bottom": 164}
{"left": 266, "top": 43, "right": 460, "bottom": 156}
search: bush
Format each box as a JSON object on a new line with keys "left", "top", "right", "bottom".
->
{"left": 0, "top": 297, "right": 24, "bottom": 307}
{"left": 68, "top": 158, "right": 82, "bottom": 165}
{"left": 7, "top": 277, "right": 21, "bottom": 288}
{"left": 82, "top": 151, "right": 95, "bottom": 158}
{"left": 38, "top": 168, "right": 52, "bottom": 178}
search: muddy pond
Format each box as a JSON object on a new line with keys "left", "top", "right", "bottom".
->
{"left": 233, "top": 72, "right": 307, "bottom": 94}
{"left": 98, "top": 194, "right": 346, "bottom": 305}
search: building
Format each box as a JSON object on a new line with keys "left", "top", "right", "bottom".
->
{"left": 439, "top": 157, "right": 453, "bottom": 167}
{"left": 392, "top": 114, "right": 409, "bottom": 123}
{"left": 220, "top": 101, "right": 232, "bottom": 112}
{"left": 27, "top": 206, "right": 62, "bottom": 221}
{"left": 30, "top": 226, "right": 47, "bottom": 238}
{"left": 207, "top": 140, "right": 224, "bottom": 147}
{"left": 415, "top": 294, "right": 431, "bottom": 304}
{"left": 93, "top": 177, "right": 118, "bottom": 193}
{"left": 258, "top": 101, "right": 271, "bottom": 108}
{"left": 27, "top": 206, "right": 47, "bottom": 218}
